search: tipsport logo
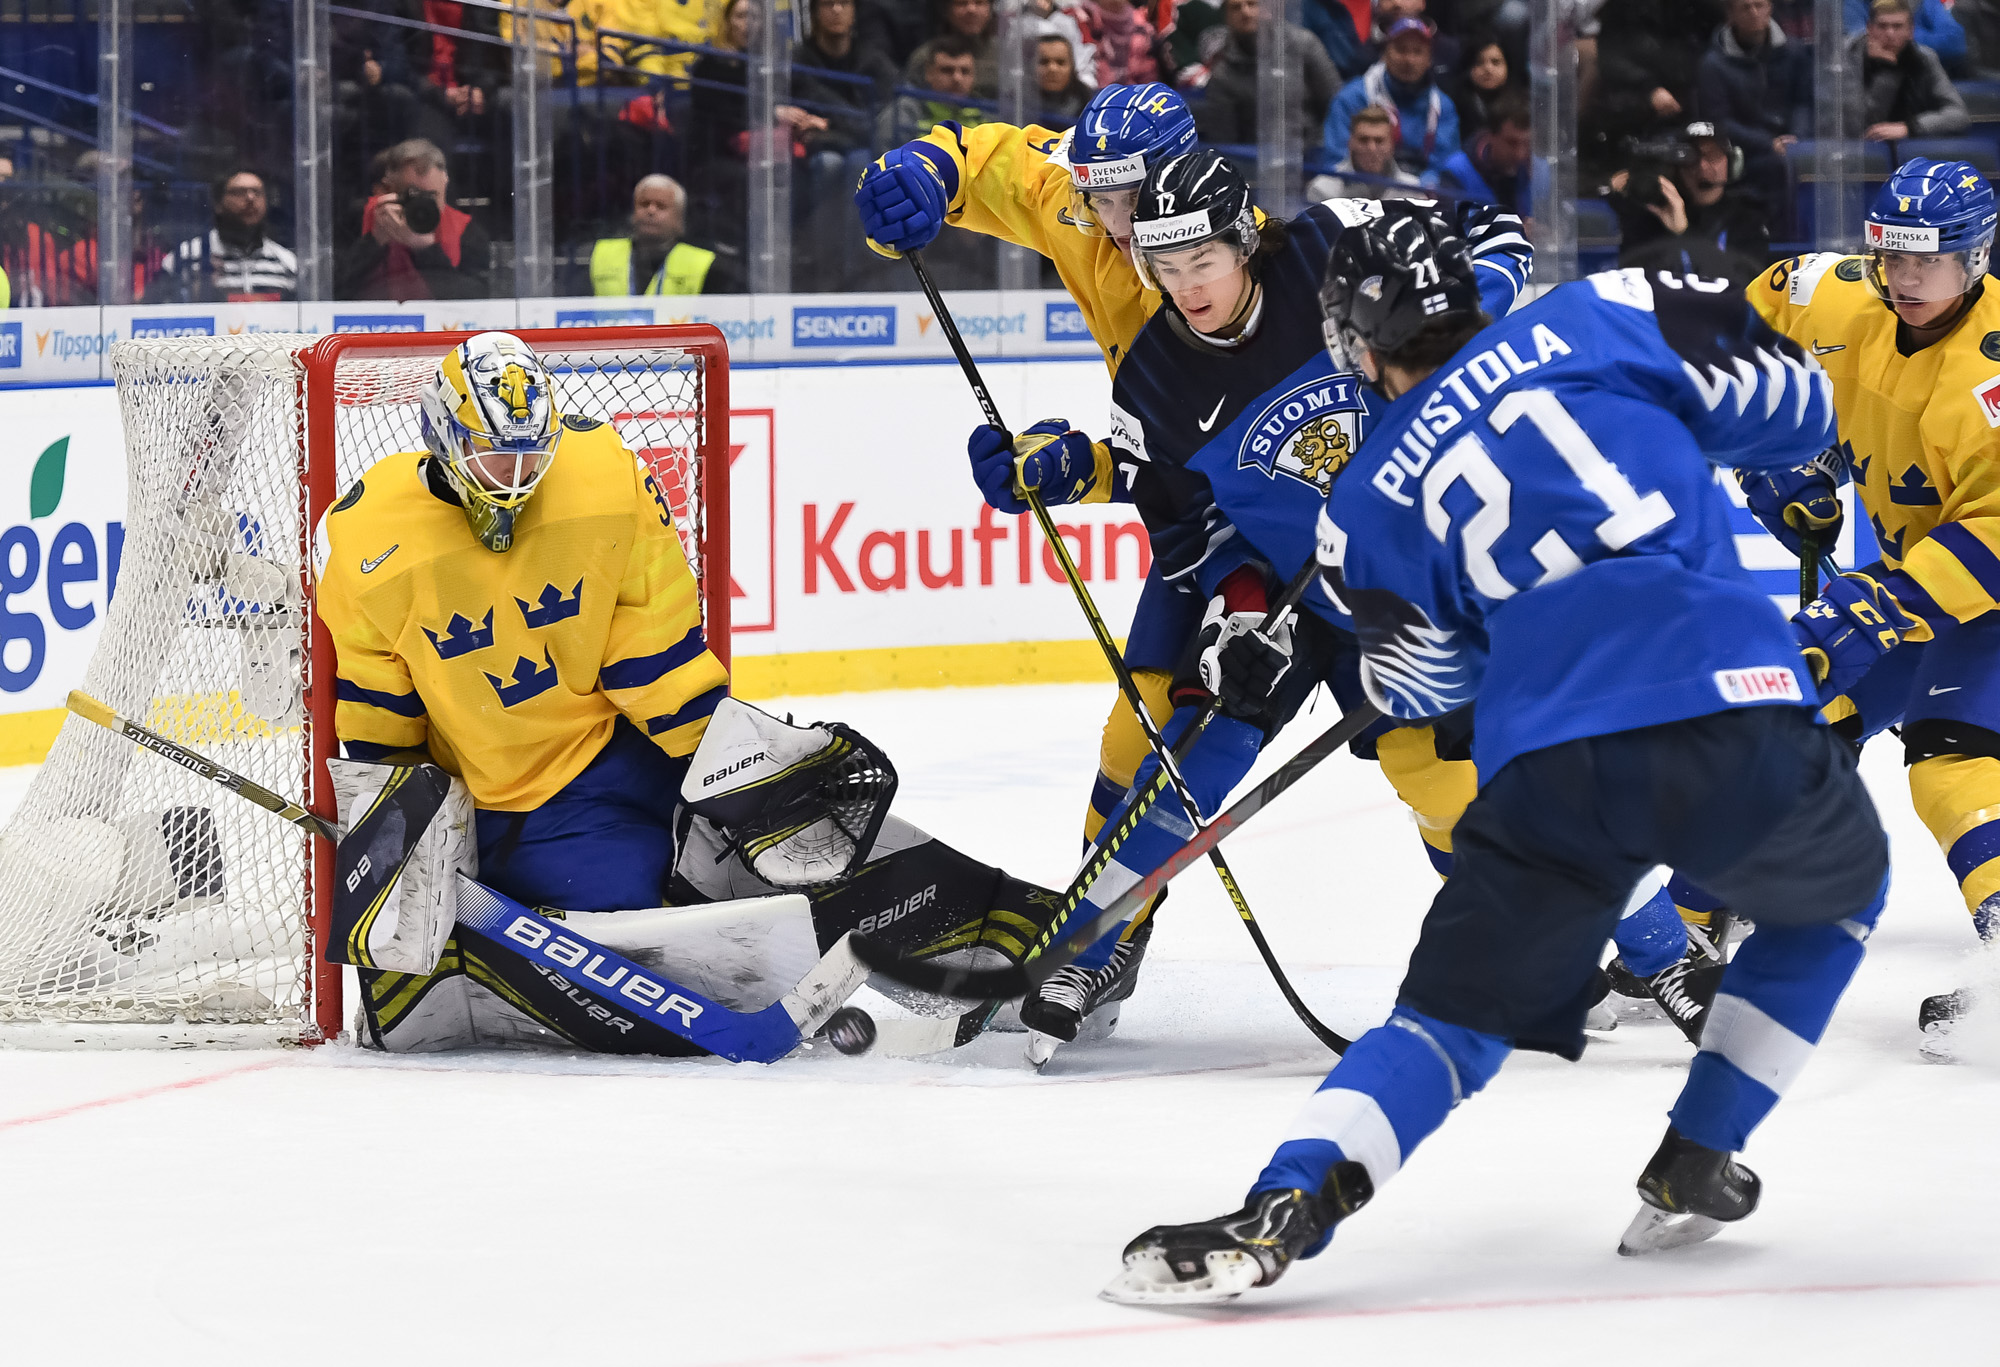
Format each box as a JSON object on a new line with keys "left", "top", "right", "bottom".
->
{"left": 33, "top": 328, "right": 119, "bottom": 364}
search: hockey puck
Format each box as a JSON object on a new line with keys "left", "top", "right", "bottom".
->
{"left": 824, "top": 1006, "right": 877, "bottom": 1055}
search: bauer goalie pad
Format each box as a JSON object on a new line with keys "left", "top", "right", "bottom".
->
{"left": 682, "top": 697, "right": 897, "bottom": 888}
{"left": 326, "top": 757, "right": 473, "bottom": 974}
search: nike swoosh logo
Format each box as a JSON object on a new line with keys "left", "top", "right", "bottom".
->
{"left": 1929, "top": 685, "right": 1962, "bottom": 695}
{"left": 360, "top": 544, "right": 400, "bottom": 574}
{"left": 1811, "top": 341, "right": 1846, "bottom": 355}
{"left": 1198, "top": 395, "right": 1227, "bottom": 432}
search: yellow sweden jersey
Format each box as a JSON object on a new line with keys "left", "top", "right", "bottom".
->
{"left": 1751, "top": 254, "right": 2000, "bottom": 623}
{"left": 909, "top": 120, "right": 1161, "bottom": 375}
{"left": 314, "top": 418, "right": 729, "bottom": 811}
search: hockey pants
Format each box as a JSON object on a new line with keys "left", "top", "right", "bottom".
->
{"left": 1252, "top": 706, "right": 1888, "bottom": 1229}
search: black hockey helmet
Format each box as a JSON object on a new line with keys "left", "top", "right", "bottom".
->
{"left": 1319, "top": 201, "right": 1481, "bottom": 369}
{"left": 1130, "top": 149, "right": 1260, "bottom": 293}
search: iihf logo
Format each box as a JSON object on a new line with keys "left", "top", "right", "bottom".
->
{"left": 517, "top": 580, "right": 584, "bottom": 628}
{"left": 1238, "top": 374, "right": 1368, "bottom": 494}
{"left": 485, "top": 648, "right": 562, "bottom": 707}
{"left": 425, "top": 608, "right": 496, "bottom": 660}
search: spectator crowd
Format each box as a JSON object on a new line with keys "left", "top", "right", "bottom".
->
{"left": 4, "top": 0, "right": 2000, "bottom": 303}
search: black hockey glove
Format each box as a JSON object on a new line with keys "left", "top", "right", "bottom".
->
{"left": 1175, "top": 570, "right": 1295, "bottom": 727}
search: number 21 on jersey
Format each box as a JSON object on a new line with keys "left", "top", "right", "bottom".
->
{"left": 1423, "top": 389, "right": 1675, "bottom": 602}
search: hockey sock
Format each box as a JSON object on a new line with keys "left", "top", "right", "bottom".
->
{"left": 1612, "top": 884, "right": 1689, "bottom": 978}
{"left": 1062, "top": 706, "right": 1264, "bottom": 972}
{"left": 1669, "top": 878, "right": 1885, "bottom": 1153}
{"left": 1251, "top": 1006, "right": 1510, "bottom": 1255}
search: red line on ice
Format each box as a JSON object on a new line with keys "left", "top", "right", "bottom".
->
{"left": 702, "top": 1278, "right": 2000, "bottom": 1366}
{"left": 0, "top": 1056, "right": 288, "bottom": 1133}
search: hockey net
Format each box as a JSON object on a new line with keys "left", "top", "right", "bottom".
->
{"left": 0, "top": 326, "right": 729, "bottom": 1045}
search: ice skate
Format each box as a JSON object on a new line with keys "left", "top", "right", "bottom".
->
{"left": 1102, "top": 1162, "right": 1374, "bottom": 1305}
{"left": 1607, "top": 952, "right": 1724, "bottom": 1045}
{"left": 1618, "top": 1126, "right": 1761, "bottom": 1255}
{"left": 1020, "top": 917, "right": 1152, "bottom": 1069}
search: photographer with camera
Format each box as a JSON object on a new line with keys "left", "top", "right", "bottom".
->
{"left": 1607, "top": 119, "right": 1770, "bottom": 285}
{"left": 336, "top": 138, "right": 492, "bottom": 301}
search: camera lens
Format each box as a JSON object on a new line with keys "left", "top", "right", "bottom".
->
{"left": 399, "top": 189, "right": 441, "bottom": 235}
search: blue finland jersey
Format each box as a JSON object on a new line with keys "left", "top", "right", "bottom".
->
{"left": 1108, "top": 200, "right": 1531, "bottom": 628}
{"left": 1319, "top": 269, "right": 1839, "bottom": 780}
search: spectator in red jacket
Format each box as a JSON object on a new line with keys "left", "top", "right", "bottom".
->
{"left": 336, "top": 138, "right": 493, "bottom": 300}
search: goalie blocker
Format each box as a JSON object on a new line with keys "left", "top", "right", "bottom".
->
{"left": 347, "top": 699, "right": 1063, "bottom": 1056}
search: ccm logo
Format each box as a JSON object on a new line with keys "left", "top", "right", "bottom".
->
{"left": 857, "top": 883, "right": 937, "bottom": 935}
{"left": 702, "top": 751, "right": 767, "bottom": 786}
{"left": 502, "top": 916, "right": 705, "bottom": 1026}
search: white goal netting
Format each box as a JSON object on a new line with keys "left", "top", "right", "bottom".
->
{"left": 0, "top": 330, "right": 719, "bottom": 1043}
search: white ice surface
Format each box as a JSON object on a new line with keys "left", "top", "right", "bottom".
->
{"left": 1, "top": 683, "right": 1996, "bottom": 1365}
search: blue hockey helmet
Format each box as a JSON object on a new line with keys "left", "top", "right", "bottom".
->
{"left": 1050, "top": 83, "right": 1198, "bottom": 243}
{"left": 1863, "top": 159, "right": 1998, "bottom": 309}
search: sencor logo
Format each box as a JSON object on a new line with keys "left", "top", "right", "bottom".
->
{"left": 793, "top": 306, "right": 896, "bottom": 347}
{"left": 1045, "top": 303, "right": 1088, "bottom": 342}
{"left": 332, "top": 314, "right": 425, "bottom": 333}
{"left": 0, "top": 322, "right": 19, "bottom": 369}
{"left": 130, "top": 317, "right": 216, "bottom": 339}
{"left": 556, "top": 308, "right": 653, "bottom": 327}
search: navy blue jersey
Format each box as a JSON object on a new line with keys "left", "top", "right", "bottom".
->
{"left": 1318, "top": 269, "right": 1838, "bottom": 780}
{"left": 1106, "top": 200, "right": 1531, "bottom": 628}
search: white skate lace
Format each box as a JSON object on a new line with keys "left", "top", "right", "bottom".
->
{"left": 1036, "top": 939, "right": 1133, "bottom": 1014}
{"left": 1653, "top": 963, "right": 1702, "bottom": 1023}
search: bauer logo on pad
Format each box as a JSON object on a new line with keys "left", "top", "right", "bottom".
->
{"left": 1713, "top": 667, "right": 1803, "bottom": 704}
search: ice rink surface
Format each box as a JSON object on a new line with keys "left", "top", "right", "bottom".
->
{"left": 2, "top": 682, "right": 1997, "bottom": 1365}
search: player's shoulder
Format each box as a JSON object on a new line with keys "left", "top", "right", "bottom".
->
{"left": 321, "top": 450, "right": 425, "bottom": 537}
{"left": 1926, "top": 292, "right": 2000, "bottom": 442}
{"left": 313, "top": 451, "right": 435, "bottom": 588}
{"left": 1754, "top": 252, "right": 1868, "bottom": 314}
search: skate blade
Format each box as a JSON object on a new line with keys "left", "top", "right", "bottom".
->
{"left": 1584, "top": 1001, "right": 1619, "bottom": 1032}
{"left": 1025, "top": 1030, "right": 1062, "bottom": 1070}
{"left": 1099, "top": 1249, "right": 1261, "bottom": 1306}
{"left": 1617, "top": 1204, "right": 1725, "bottom": 1256}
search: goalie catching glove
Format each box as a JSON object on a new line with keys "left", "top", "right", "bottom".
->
{"left": 967, "top": 420, "right": 1115, "bottom": 515}
{"left": 1737, "top": 447, "right": 1844, "bottom": 557}
{"left": 682, "top": 697, "right": 898, "bottom": 889}
{"left": 1791, "top": 570, "right": 1924, "bottom": 696}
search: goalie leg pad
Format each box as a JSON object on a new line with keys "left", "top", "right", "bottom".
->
{"left": 681, "top": 697, "right": 897, "bottom": 888}
{"left": 328, "top": 756, "right": 473, "bottom": 974}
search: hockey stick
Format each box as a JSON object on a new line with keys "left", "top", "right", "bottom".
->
{"left": 453, "top": 877, "right": 873, "bottom": 1063}
{"left": 66, "top": 689, "right": 340, "bottom": 843}
{"left": 1800, "top": 532, "right": 1820, "bottom": 605}
{"left": 852, "top": 698, "right": 1383, "bottom": 1005}
{"left": 906, "top": 250, "right": 1354, "bottom": 1051}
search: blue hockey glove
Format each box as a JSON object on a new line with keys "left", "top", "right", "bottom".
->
{"left": 967, "top": 419, "right": 1108, "bottom": 514}
{"left": 1792, "top": 571, "right": 1921, "bottom": 697}
{"left": 855, "top": 146, "right": 951, "bottom": 256}
{"left": 1738, "top": 447, "right": 1844, "bottom": 556}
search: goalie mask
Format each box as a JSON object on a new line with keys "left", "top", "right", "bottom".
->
{"left": 419, "top": 331, "right": 564, "bottom": 553}
{"left": 682, "top": 698, "right": 899, "bottom": 889}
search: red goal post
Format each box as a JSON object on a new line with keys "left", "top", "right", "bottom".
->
{"left": 303, "top": 324, "right": 731, "bottom": 1040}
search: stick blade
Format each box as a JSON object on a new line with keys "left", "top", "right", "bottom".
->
{"left": 847, "top": 931, "right": 1028, "bottom": 1001}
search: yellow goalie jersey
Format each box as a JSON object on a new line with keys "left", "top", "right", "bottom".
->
{"left": 903, "top": 121, "right": 1160, "bottom": 374}
{"left": 314, "top": 417, "right": 728, "bottom": 812}
{"left": 1752, "top": 253, "right": 2000, "bottom": 624}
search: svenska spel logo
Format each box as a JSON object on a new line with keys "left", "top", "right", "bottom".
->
{"left": 792, "top": 306, "right": 895, "bottom": 347}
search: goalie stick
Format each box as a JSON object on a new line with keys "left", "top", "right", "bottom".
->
{"left": 906, "top": 250, "right": 1354, "bottom": 1052}
{"left": 852, "top": 698, "right": 1383, "bottom": 1004}
{"left": 66, "top": 689, "right": 340, "bottom": 842}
